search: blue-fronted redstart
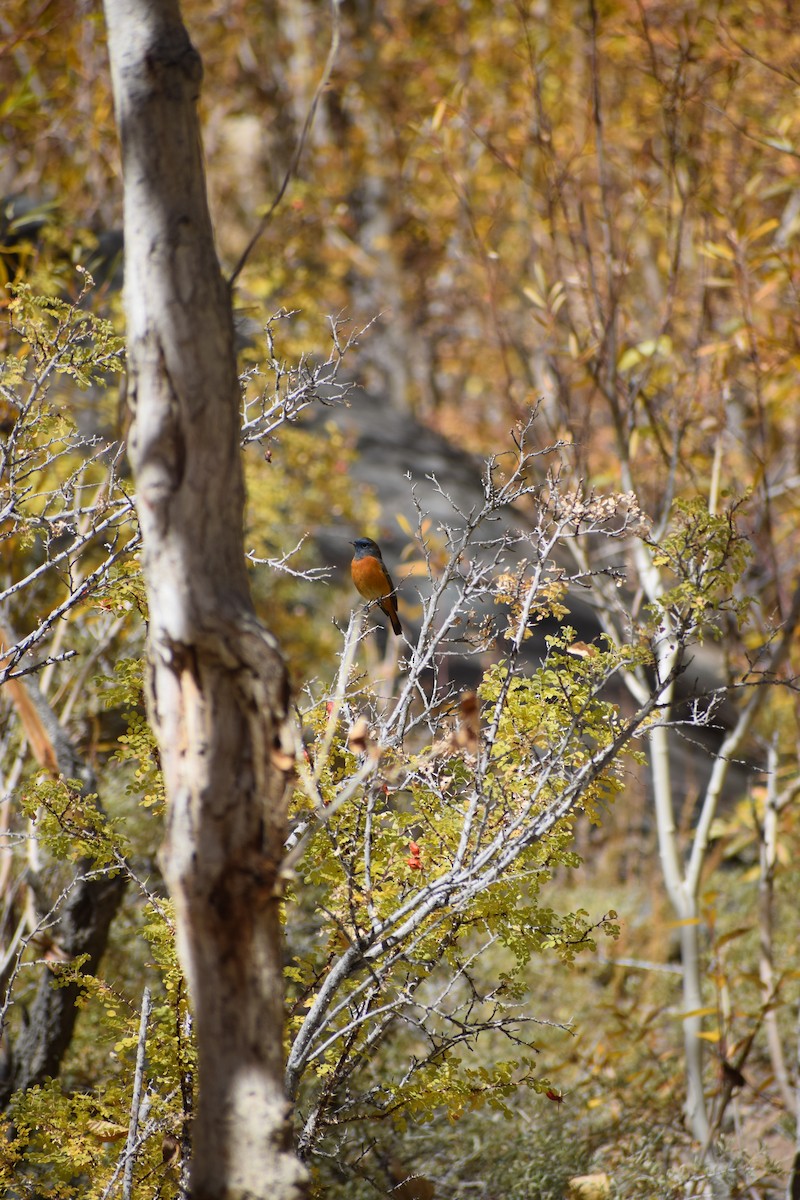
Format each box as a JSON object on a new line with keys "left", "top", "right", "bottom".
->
{"left": 350, "top": 537, "right": 402, "bottom": 636}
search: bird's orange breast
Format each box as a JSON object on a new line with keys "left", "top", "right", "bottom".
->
{"left": 351, "top": 555, "right": 393, "bottom": 601}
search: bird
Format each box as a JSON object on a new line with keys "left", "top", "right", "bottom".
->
{"left": 350, "top": 537, "right": 402, "bottom": 636}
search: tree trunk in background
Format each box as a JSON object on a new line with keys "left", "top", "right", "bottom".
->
{"left": 103, "top": 2, "right": 306, "bottom": 1196}
{"left": 0, "top": 655, "right": 127, "bottom": 1110}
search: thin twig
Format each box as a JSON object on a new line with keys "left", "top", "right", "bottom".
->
{"left": 122, "top": 985, "right": 152, "bottom": 1200}
{"left": 227, "top": 0, "right": 342, "bottom": 289}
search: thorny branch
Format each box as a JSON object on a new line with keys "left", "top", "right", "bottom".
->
{"left": 284, "top": 421, "right": 680, "bottom": 1137}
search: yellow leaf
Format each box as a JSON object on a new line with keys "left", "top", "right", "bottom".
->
{"left": 567, "top": 1174, "right": 611, "bottom": 1198}
{"left": 715, "top": 925, "right": 751, "bottom": 948}
{"left": 753, "top": 279, "right": 779, "bottom": 304}
{"left": 402, "top": 558, "right": 433, "bottom": 577}
{"left": 636, "top": 338, "right": 658, "bottom": 357}
{"left": 617, "top": 346, "right": 641, "bottom": 372}
{"left": 431, "top": 98, "right": 447, "bottom": 131}
{"left": 697, "top": 1030, "right": 722, "bottom": 1043}
{"left": 677, "top": 1006, "right": 717, "bottom": 1020}
{"left": 701, "top": 241, "right": 736, "bottom": 261}
{"left": 567, "top": 641, "right": 598, "bottom": 658}
{"left": 523, "top": 285, "right": 546, "bottom": 308}
{"left": 87, "top": 1119, "right": 128, "bottom": 1142}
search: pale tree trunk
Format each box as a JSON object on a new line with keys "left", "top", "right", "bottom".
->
{"left": 103, "top": 2, "right": 306, "bottom": 1197}
{"left": 647, "top": 716, "right": 710, "bottom": 1145}
{"left": 628, "top": 533, "right": 800, "bottom": 1161}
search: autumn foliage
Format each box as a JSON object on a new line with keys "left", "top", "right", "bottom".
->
{"left": 1, "top": 1, "right": 800, "bottom": 1197}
